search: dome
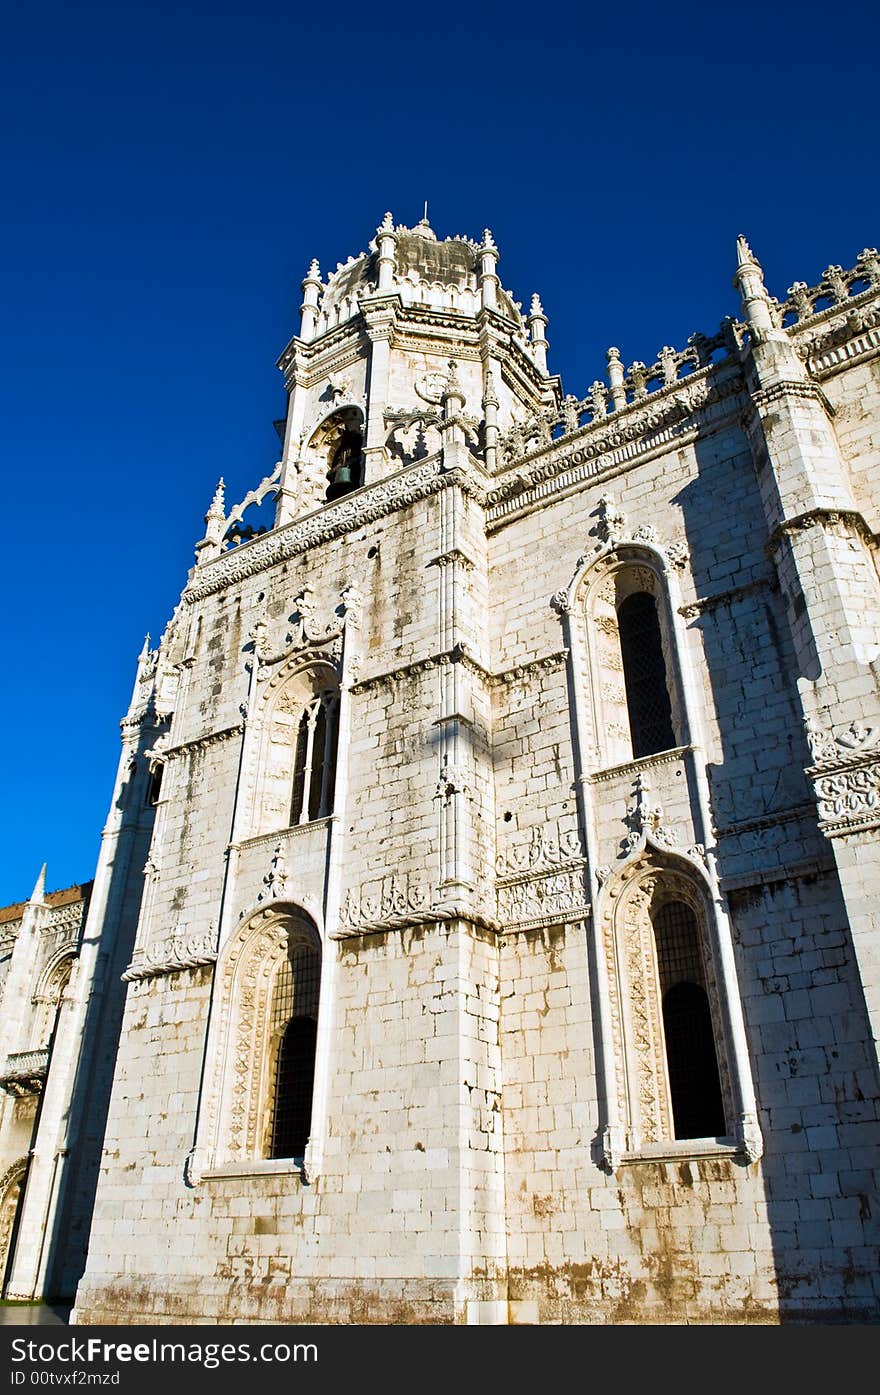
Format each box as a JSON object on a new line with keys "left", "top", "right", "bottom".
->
{"left": 316, "top": 219, "right": 524, "bottom": 327}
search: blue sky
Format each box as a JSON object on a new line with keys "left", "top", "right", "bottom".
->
{"left": 1, "top": 0, "right": 878, "bottom": 904}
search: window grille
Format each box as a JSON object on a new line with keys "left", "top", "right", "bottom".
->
{"left": 652, "top": 900, "right": 726, "bottom": 1140}
{"left": 617, "top": 591, "right": 675, "bottom": 758}
{"left": 269, "top": 941, "right": 321, "bottom": 1160}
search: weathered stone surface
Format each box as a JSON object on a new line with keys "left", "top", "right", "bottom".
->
{"left": 5, "top": 219, "right": 880, "bottom": 1324}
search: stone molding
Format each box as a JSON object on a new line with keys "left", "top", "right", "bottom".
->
{"left": 487, "top": 367, "right": 743, "bottom": 524}
{"left": 183, "top": 458, "right": 464, "bottom": 603}
{"left": 122, "top": 928, "right": 218, "bottom": 982}
{"left": 160, "top": 723, "right": 244, "bottom": 764}
{"left": 334, "top": 872, "right": 498, "bottom": 938}
{"left": 678, "top": 576, "right": 772, "bottom": 620}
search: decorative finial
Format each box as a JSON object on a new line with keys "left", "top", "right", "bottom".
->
{"left": 380, "top": 211, "right": 394, "bottom": 232}
{"left": 530, "top": 293, "right": 544, "bottom": 316}
{"left": 482, "top": 228, "right": 496, "bottom": 249}
{"left": 306, "top": 258, "right": 321, "bottom": 280}
{"left": 424, "top": 199, "right": 428, "bottom": 221}
{"left": 138, "top": 634, "right": 152, "bottom": 661}
{"left": 443, "top": 358, "right": 463, "bottom": 398}
{"left": 206, "top": 478, "right": 225, "bottom": 523}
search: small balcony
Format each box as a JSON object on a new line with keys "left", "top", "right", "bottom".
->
{"left": 0, "top": 1047, "right": 49, "bottom": 1097}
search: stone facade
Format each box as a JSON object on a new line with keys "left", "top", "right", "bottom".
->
{"left": 5, "top": 217, "right": 880, "bottom": 1323}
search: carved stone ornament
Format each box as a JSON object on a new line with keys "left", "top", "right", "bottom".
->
{"left": 258, "top": 844, "right": 288, "bottom": 901}
{"left": 253, "top": 585, "right": 361, "bottom": 676}
{"left": 813, "top": 758, "right": 880, "bottom": 837}
{"left": 123, "top": 927, "right": 218, "bottom": 981}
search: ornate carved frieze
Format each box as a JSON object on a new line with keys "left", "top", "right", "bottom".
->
{"left": 250, "top": 585, "right": 362, "bottom": 677}
{"left": 335, "top": 872, "right": 497, "bottom": 936}
{"left": 496, "top": 866, "right": 590, "bottom": 931}
{"left": 494, "top": 820, "right": 590, "bottom": 931}
{"left": 122, "top": 928, "right": 218, "bottom": 981}
{"left": 184, "top": 459, "right": 459, "bottom": 603}
{"left": 808, "top": 747, "right": 880, "bottom": 838}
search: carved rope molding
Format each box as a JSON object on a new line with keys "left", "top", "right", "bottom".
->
{"left": 123, "top": 928, "right": 218, "bottom": 982}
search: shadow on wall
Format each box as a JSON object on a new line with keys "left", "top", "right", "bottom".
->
{"left": 37, "top": 733, "right": 155, "bottom": 1301}
{"left": 674, "top": 430, "right": 880, "bottom": 1320}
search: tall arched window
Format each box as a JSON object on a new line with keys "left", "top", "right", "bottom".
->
{"left": 652, "top": 900, "right": 726, "bottom": 1140}
{"left": 289, "top": 690, "right": 338, "bottom": 825}
{"left": 267, "top": 935, "right": 321, "bottom": 1160}
{"left": 618, "top": 591, "right": 676, "bottom": 758}
{"left": 258, "top": 667, "right": 340, "bottom": 835}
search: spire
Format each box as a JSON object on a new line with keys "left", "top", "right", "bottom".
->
{"left": 733, "top": 232, "right": 776, "bottom": 336}
{"left": 300, "top": 259, "right": 323, "bottom": 342}
{"left": 195, "top": 478, "right": 228, "bottom": 564}
{"left": 479, "top": 229, "right": 499, "bottom": 311}
{"left": 527, "top": 293, "right": 549, "bottom": 374}
{"left": 376, "top": 212, "right": 398, "bottom": 291}
{"left": 138, "top": 634, "right": 152, "bottom": 663}
{"left": 29, "top": 863, "right": 47, "bottom": 905}
{"left": 206, "top": 478, "right": 225, "bottom": 524}
{"left": 736, "top": 234, "right": 759, "bottom": 271}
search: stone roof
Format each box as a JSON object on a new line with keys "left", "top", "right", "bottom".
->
{"left": 0, "top": 881, "right": 93, "bottom": 925}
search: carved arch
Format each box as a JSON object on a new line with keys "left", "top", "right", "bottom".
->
{"left": 206, "top": 903, "right": 322, "bottom": 1168}
{"left": 0, "top": 1159, "right": 27, "bottom": 1289}
{"left": 301, "top": 405, "right": 366, "bottom": 511}
{"left": 30, "top": 949, "right": 77, "bottom": 1050}
{"left": 599, "top": 849, "right": 733, "bottom": 1154}
{"left": 568, "top": 542, "right": 688, "bottom": 770}
{"left": 251, "top": 657, "right": 341, "bottom": 837}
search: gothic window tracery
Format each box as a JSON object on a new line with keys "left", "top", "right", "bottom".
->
{"left": 259, "top": 667, "right": 339, "bottom": 835}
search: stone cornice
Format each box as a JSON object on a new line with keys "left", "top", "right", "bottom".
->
{"left": 163, "top": 724, "right": 244, "bottom": 762}
{"left": 184, "top": 458, "right": 466, "bottom": 603}
{"left": 588, "top": 746, "right": 693, "bottom": 785}
{"left": 713, "top": 803, "right": 817, "bottom": 840}
{"left": 349, "top": 643, "right": 492, "bottom": 695}
{"left": 766, "top": 507, "right": 875, "bottom": 557}
{"left": 679, "top": 575, "right": 773, "bottom": 620}
{"left": 490, "top": 650, "right": 569, "bottom": 687}
{"left": 808, "top": 319, "right": 880, "bottom": 378}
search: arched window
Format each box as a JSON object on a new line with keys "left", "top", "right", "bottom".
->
{"left": 258, "top": 667, "right": 340, "bottom": 835}
{"left": 289, "top": 690, "right": 338, "bottom": 825}
{"left": 618, "top": 591, "right": 676, "bottom": 758}
{"left": 326, "top": 428, "right": 363, "bottom": 500}
{"left": 198, "top": 907, "right": 323, "bottom": 1173}
{"left": 266, "top": 934, "right": 321, "bottom": 1160}
{"left": 652, "top": 900, "right": 726, "bottom": 1140}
